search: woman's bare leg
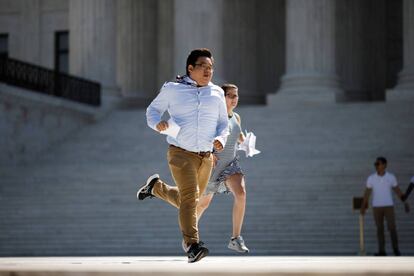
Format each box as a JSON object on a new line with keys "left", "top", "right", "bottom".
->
{"left": 226, "top": 173, "right": 246, "bottom": 237}
{"left": 197, "top": 193, "right": 214, "bottom": 222}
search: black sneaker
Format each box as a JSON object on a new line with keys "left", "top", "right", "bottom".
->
{"left": 374, "top": 251, "right": 387, "bottom": 256}
{"left": 137, "top": 174, "right": 159, "bottom": 200}
{"left": 182, "top": 240, "right": 205, "bottom": 253}
{"left": 187, "top": 242, "right": 209, "bottom": 263}
{"left": 394, "top": 250, "right": 401, "bottom": 256}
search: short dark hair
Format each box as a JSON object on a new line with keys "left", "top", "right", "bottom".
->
{"left": 221, "top": 83, "right": 238, "bottom": 96}
{"left": 186, "top": 48, "right": 214, "bottom": 75}
{"left": 376, "top": 156, "right": 387, "bottom": 165}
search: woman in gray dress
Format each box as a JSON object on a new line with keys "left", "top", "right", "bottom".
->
{"left": 197, "top": 83, "right": 249, "bottom": 253}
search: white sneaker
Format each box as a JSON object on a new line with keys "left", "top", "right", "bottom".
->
{"left": 228, "top": 236, "right": 249, "bottom": 253}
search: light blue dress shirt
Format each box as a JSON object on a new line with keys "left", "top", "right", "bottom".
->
{"left": 146, "top": 76, "right": 229, "bottom": 153}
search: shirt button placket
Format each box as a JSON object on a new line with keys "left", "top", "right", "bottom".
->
{"left": 196, "top": 88, "right": 200, "bottom": 150}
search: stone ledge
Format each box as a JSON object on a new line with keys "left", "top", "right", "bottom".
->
{"left": 0, "top": 83, "right": 99, "bottom": 121}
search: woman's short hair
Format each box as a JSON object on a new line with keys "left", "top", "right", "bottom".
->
{"left": 221, "top": 83, "right": 238, "bottom": 96}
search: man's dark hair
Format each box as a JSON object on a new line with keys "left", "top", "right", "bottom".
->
{"left": 221, "top": 83, "right": 238, "bottom": 96}
{"left": 186, "top": 48, "right": 214, "bottom": 75}
{"left": 376, "top": 156, "right": 388, "bottom": 165}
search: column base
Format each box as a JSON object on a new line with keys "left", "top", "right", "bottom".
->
{"left": 336, "top": 90, "right": 386, "bottom": 102}
{"left": 393, "top": 71, "right": 414, "bottom": 91}
{"left": 91, "top": 85, "right": 123, "bottom": 120}
{"left": 276, "top": 73, "right": 341, "bottom": 103}
{"left": 102, "top": 85, "right": 122, "bottom": 97}
{"left": 387, "top": 72, "right": 414, "bottom": 101}
{"left": 386, "top": 89, "right": 414, "bottom": 102}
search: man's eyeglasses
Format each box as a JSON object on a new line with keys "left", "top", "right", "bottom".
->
{"left": 194, "top": 63, "right": 214, "bottom": 71}
{"left": 374, "top": 162, "right": 383, "bottom": 167}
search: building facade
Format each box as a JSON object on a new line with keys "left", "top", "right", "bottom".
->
{"left": 0, "top": 0, "right": 413, "bottom": 105}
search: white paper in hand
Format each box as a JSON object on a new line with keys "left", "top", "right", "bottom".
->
{"left": 160, "top": 118, "right": 181, "bottom": 139}
{"left": 237, "top": 130, "right": 261, "bottom": 157}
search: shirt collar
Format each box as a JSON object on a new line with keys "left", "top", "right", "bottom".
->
{"left": 376, "top": 171, "right": 388, "bottom": 177}
{"left": 183, "top": 76, "right": 198, "bottom": 86}
{"left": 177, "top": 75, "right": 214, "bottom": 87}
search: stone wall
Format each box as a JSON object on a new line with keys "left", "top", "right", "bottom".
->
{"left": 0, "top": 84, "right": 97, "bottom": 165}
{"left": 0, "top": 0, "right": 68, "bottom": 69}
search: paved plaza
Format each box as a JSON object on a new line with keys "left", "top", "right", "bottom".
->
{"left": 1, "top": 256, "right": 414, "bottom": 276}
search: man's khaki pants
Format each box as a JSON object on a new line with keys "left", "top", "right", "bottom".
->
{"left": 373, "top": 206, "right": 399, "bottom": 253}
{"left": 152, "top": 145, "right": 213, "bottom": 245}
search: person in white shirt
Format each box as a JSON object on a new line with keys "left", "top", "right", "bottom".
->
{"left": 360, "top": 157, "right": 405, "bottom": 256}
{"left": 137, "top": 48, "right": 229, "bottom": 263}
{"left": 402, "top": 176, "right": 414, "bottom": 202}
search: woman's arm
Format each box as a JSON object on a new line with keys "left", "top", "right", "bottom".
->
{"left": 234, "top": 113, "right": 245, "bottom": 143}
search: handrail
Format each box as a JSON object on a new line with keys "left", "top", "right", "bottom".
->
{"left": 0, "top": 56, "right": 101, "bottom": 106}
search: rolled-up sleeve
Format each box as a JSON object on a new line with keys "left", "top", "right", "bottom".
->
{"left": 366, "top": 176, "right": 373, "bottom": 188}
{"left": 146, "top": 84, "right": 169, "bottom": 131}
{"left": 391, "top": 175, "right": 398, "bottom": 188}
{"left": 215, "top": 94, "right": 229, "bottom": 147}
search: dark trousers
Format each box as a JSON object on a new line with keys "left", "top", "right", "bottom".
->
{"left": 373, "top": 206, "right": 399, "bottom": 253}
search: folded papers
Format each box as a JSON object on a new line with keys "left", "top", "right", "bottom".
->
{"left": 160, "top": 118, "right": 181, "bottom": 139}
{"left": 237, "top": 131, "right": 260, "bottom": 157}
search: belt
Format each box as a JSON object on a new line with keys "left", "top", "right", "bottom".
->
{"left": 170, "top": 145, "right": 211, "bottom": 157}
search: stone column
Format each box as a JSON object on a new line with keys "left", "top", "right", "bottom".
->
{"left": 256, "top": 0, "right": 286, "bottom": 98}
{"left": 174, "top": 0, "right": 225, "bottom": 84}
{"left": 394, "top": 0, "right": 414, "bottom": 92}
{"left": 278, "top": 0, "right": 341, "bottom": 99}
{"left": 20, "top": 0, "right": 41, "bottom": 64}
{"left": 222, "top": 0, "right": 285, "bottom": 104}
{"left": 335, "top": 0, "right": 387, "bottom": 102}
{"left": 156, "top": 0, "right": 174, "bottom": 89}
{"left": 116, "top": 0, "right": 158, "bottom": 104}
{"left": 69, "top": 0, "right": 119, "bottom": 96}
{"left": 222, "top": 0, "right": 260, "bottom": 103}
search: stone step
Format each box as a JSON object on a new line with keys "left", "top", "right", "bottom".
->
{"left": 1, "top": 92, "right": 413, "bottom": 256}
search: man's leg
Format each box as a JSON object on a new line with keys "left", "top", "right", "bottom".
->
{"left": 385, "top": 207, "right": 400, "bottom": 255}
{"left": 167, "top": 146, "right": 201, "bottom": 245}
{"left": 152, "top": 179, "right": 180, "bottom": 209}
{"left": 195, "top": 154, "right": 214, "bottom": 223}
{"left": 373, "top": 207, "right": 386, "bottom": 254}
{"left": 197, "top": 154, "right": 214, "bottom": 198}
{"left": 197, "top": 155, "right": 214, "bottom": 227}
